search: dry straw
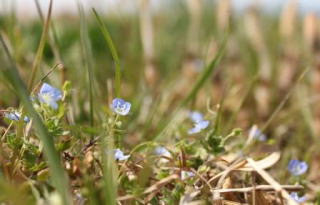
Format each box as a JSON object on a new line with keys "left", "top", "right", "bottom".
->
{"left": 217, "top": 0, "right": 231, "bottom": 31}
{"left": 139, "top": 0, "right": 158, "bottom": 87}
{"left": 280, "top": 0, "right": 298, "bottom": 39}
{"left": 244, "top": 7, "right": 271, "bottom": 116}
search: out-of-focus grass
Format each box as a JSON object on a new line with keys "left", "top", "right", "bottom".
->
{"left": 0, "top": 34, "right": 71, "bottom": 204}
{"left": 0, "top": 0, "right": 319, "bottom": 204}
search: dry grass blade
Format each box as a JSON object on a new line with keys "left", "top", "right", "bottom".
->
{"left": 139, "top": 0, "right": 158, "bottom": 86}
{"left": 236, "top": 152, "right": 281, "bottom": 171}
{"left": 190, "top": 168, "right": 212, "bottom": 189}
{"left": 213, "top": 185, "right": 304, "bottom": 193}
{"left": 28, "top": 0, "right": 53, "bottom": 91}
{"left": 223, "top": 200, "right": 249, "bottom": 205}
{"left": 246, "top": 158, "right": 298, "bottom": 205}
{"left": 208, "top": 160, "right": 247, "bottom": 184}
{"left": 34, "top": 0, "right": 63, "bottom": 62}
{"left": 30, "top": 63, "right": 62, "bottom": 94}
{"left": 179, "top": 190, "right": 201, "bottom": 205}
{"left": 261, "top": 68, "right": 309, "bottom": 133}
{"left": 255, "top": 191, "right": 269, "bottom": 205}
{"left": 216, "top": 158, "right": 245, "bottom": 188}
{"left": 118, "top": 174, "right": 179, "bottom": 201}
{"left": 211, "top": 159, "right": 246, "bottom": 204}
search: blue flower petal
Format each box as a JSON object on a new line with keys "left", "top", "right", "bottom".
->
{"left": 38, "top": 83, "right": 62, "bottom": 110}
{"left": 290, "top": 192, "right": 307, "bottom": 203}
{"left": 39, "top": 83, "right": 62, "bottom": 101}
{"left": 114, "top": 149, "right": 130, "bottom": 161}
{"left": 5, "top": 112, "right": 20, "bottom": 121}
{"left": 23, "top": 116, "right": 30, "bottom": 123}
{"left": 189, "top": 111, "right": 203, "bottom": 123}
{"left": 111, "top": 98, "right": 131, "bottom": 116}
{"left": 288, "top": 160, "right": 308, "bottom": 176}
{"left": 154, "top": 146, "right": 171, "bottom": 157}
{"left": 197, "top": 120, "right": 209, "bottom": 129}
{"left": 4, "top": 112, "right": 30, "bottom": 123}
{"left": 188, "top": 120, "right": 209, "bottom": 134}
{"left": 181, "top": 171, "right": 195, "bottom": 180}
{"left": 249, "top": 126, "right": 267, "bottom": 141}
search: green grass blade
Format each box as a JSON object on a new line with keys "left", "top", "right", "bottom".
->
{"left": 260, "top": 68, "right": 309, "bottom": 133}
{"left": 0, "top": 35, "right": 72, "bottom": 205}
{"left": 296, "top": 85, "right": 318, "bottom": 141}
{"left": 224, "top": 76, "right": 258, "bottom": 134}
{"left": 92, "top": 9, "right": 121, "bottom": 204}
{"left": 28, "top": 0, "right": 53, "bottom": 91}
{"left": 153, "top": 37, "right": 228, "bottom": 141}
{"left": 180, "top": 38, "right": 227, "bottom": 107}
{"left": 34, "top": 0, "right": 63, "bottom": 63}
{"left": 92, "top": 8, "right": 121, "bottom": 97}
{"left": 102, "top": 137, "right": 117, "bottom": 205}
{"left": 78, "top": 2, "right": 95, "bottom": 127}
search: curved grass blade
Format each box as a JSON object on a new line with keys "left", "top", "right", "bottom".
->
{"left": 260, "top": 67, "right": 309, "bottom": 133}
{"left": 180, "top": 38, "right": 227, "bottom": 107}
{"left": 152, "top": 37, "right": 228, "bottom": 141}
{"left": 28, "top": 0, "right": 53, "bottom": 91}
{"left": 0, "top": 35, "right": 72, "bottom": 205}
{"left": 224, "top": 75, "right": 258, "bottom": 134}
{"left": 78, "top": 1, "right": 95, "bottom": 127}
{"left": 92, "top": 8, "right": 121, "bottom": 97}
{"left": 34, "top": 0, "right": 63, "bottom": 63}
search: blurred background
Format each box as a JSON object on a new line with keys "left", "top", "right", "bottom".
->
{"left": 1, "top": 0, "right": 320, "bottom": 19}
{"left": 1, "top": 0, "right": 320, "bottom": 201}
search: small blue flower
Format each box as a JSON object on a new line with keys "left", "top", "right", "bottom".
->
{"left": 181, "top": 171, "right": 195, "bottom": 180}
{"left": 193, "top": 59, "right": 204, "bottom": 72}
{"left": 189, "top": 111, "right": 204, "bottom": 123}
{"left": 188, "top": 111, "right": 209, "bottom": 134}
{"left": 154, "top": 146, "right": 171, "bottom": 157}
{"left": 288, "top": 160, "right": 308, "bottom": 176}
{"left": 111, "top": 98, "right": 131, "bottom": 116}
{"left": 38, "top": 83, "right": 62, "bottom": 110}
{"left": 114, "top": 149, "right": 130, "bottom": 161}
{"left": 249, "top": 126, "right": 267, "bottom": 141}
{"left": 290, "top": 192, "right": 307, "bottom": 203}
{"left": 5, "top": 112, "right": 30, "bottom": 123}
{"left": 188, "top": 120, "right": 209, "bottom": 134}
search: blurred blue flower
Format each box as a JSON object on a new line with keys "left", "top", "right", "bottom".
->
{"left": 188, "top": 111, "right": 209, "bottom": 134}
{"left": 38, "top": 83, "right": 62, "bottom": 110}
{"left": 288, "top": 160, "right": 308, "bottom": 176}
{"left": 249, "top": 126, "right": 267, "bottom": 141}
{"left": 188, "top": 120, "right": 209, "bottom": 134}
{"left": 193, "top": 59, "right": 204, "bottom": 72}
{"left": 290, "top": 192, "right": 307, "bottom": 203}
{"left": 111, "top": 98, "right": 131, "bottom": 116}
{"left": 5, "top": 111, "right": 30, "bottom": 123}
{"left": 114, "top": 149, "right": 130, "bottom": 161}
{"left": 154, "top": 146, "right": 171, "bottom": 157}
{"left": 189, "top": 111, "right": 203, "bottom": 123}
{"left": 181, "top": 171, "right": 195, "bottom": 180}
